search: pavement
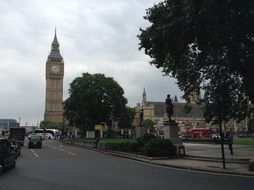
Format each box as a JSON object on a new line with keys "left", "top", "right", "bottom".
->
{"left": 92, "top": 142, "right": 254, "bottom": 177}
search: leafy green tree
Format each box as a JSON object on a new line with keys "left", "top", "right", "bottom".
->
{"left": 118, "top": 107, "right": 131, "bottom": 129}
{"left": 127, "top": 107, "right": 136, "bottom": 123}
{"left": 248, "top": 118, "right": 254, "bottom": 132}
{"left": 40, "top": 121, "right": 61, "bottom": 129}
{"left": 142, "top": 119, "right": 154, "bottom": 130}
{"left": 138, "top": 0, "right": 254, "bottom": 123}
{"left": 118, "top": 107, "right": 135, "bottom": 129}
{"left": 64, "top": 73, "right": 127, "bottom": 132}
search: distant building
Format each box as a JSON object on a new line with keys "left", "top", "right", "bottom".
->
{"left": 0, "top": 119, "right": 19, "bottom": 137}
{"left": 133, "top": 89, "right": 248, "bottom": 133}
{"left": 0, "top": 119, "right": 19, "bottom": 129}
{"left": 134, "top": 89, "right": 208, "bottom": 133}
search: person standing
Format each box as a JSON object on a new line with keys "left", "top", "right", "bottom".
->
{"left": 226, "top": 132, "right": 234, "bottom": 155}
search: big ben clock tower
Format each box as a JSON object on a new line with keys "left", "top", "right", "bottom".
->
{"left": 44, "top": 31, "right": 64, "bottom": 124}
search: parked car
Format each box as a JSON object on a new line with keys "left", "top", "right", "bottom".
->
{"left": 211, "top": 134, "right": 221, "bottom": 142}
{"left": 28, "top": 135, "right": 42, "bottom": 148}
{"left": 0, "top": 138, "right": 17, "bottom": 173}
{"left": 179, "top": 135, "right": 189, "bottom": 141}
{"left": 11, "top": 142, "right": 21, "bottom": 158}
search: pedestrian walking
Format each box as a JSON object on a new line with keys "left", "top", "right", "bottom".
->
{"left": 226, "top": 132, "right": 234, "bottom": 155}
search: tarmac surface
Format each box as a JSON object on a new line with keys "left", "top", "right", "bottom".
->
{"left": 96, "top": 142, "right": 254, "bottom": 177}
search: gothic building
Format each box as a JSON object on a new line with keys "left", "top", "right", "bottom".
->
{"left": 44, "top": 32, "right": 64, "bottom": 124}
{"left": 133, "top": 89, "right": 248, "bottom": 133}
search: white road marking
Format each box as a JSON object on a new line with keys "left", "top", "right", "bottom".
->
{"left": 59, "top": 148, "right": 65, "bottom": 152}
{"left": 46, "top": 143, "right": 77, "bottom": 156}
{"left": 67, "top": 151, "right": 77, "bottom": 156}
{"left": 30, "top": 149, "right": 39, "bottom": 158}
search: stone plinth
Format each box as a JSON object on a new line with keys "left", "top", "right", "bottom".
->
{"left": 86, "top": 131, "right": 95, "bottom": 138}
{"left": 163, "top": 121, "right": 180, "bottom": 144}
{"left": 135, "top": 127, "right": 147, "bottom": 138}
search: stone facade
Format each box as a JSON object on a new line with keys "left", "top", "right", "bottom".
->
{"left": 134, "top": 101, "right": 208, "bottom": 133}
{"left": 44, "top": 32, "right": 64, "bottom": 124}
{"left": 134, "top": 89, "right": 248, "bottom": 133}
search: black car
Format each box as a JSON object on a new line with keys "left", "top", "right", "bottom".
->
{"left": 28, "top": 135, "right": 42, "bottom": 148}
{"left": 11, "top": 142, "right": 21, "bottom": 158}
{"left": 0, "top": 138, "right": 17, "bottom": 173}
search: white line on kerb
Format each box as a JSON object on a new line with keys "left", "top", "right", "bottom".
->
{"left": 30, "top": 149, "right": 39, "bottom": 158}
{"left": 67, "top": 151, "right": 77, "bottom": 156}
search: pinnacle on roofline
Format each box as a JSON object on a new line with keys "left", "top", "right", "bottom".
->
{"left": 52, "top": 27, "right": 59, "bottom": 46}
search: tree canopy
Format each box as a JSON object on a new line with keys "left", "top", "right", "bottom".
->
{"left": 248, "top": 118, "right": 254, "bottom": 132}
{"left": 142, "top": 119, "right": 155, "bottom": 130}
{"left": 118, "top": 107, "right": 135, "bottom": 129}
{"left": 40, "top": 121, "right": 61, "bottom": 129}
{"left": 64, "top": 73, "right": 129, "bottom": 131}
{"left": 138, "top": 0, "right": 254, "bottom": 123}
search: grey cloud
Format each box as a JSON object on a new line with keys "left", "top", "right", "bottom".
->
{"left": 0, "top": 0, "right": 182, "bottom": 125}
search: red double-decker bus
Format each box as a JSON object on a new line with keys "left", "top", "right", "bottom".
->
{"left": 187, "top": 128, "right": 212, "bottom": 138}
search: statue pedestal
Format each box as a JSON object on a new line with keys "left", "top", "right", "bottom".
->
{"left": 135, "top": 127, "right": 147, "bottom": 138}
{"left": 163, "top": 121, "right": 185, "bottom": 157}
{"left": 163, "top": 121, "right": 180, "bottom": 144}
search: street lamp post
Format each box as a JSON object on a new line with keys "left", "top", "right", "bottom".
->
{"left": 19, "top": 117, "right": 21, "bottom": 127}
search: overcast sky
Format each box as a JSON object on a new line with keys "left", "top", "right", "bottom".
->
{"left": 0, "top": 0, "right": 183, "bottom": 126}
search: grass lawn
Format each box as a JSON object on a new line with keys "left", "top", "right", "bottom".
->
{"left": 234, "top": 137, "right": 254, "bottom": 145}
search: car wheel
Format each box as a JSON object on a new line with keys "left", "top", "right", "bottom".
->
{"left": 0, "top": 165, "right": 3, "bottom": 174}
{"left": 1, "top": 162, "right": 6, "bottom": 171}
{"left": 12, "top": 160, "right": 16, "bottom": 169}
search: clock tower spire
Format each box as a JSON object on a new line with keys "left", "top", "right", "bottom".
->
{"left": 44, "top": 31, "right": 64, "bottom": 125}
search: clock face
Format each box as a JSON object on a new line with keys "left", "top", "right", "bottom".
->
{"left": 51, "top": 64, "right": 60, "bottom": 73}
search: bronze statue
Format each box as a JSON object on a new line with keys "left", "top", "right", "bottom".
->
{"left": 166, "top": 94, "right": 174, "bottom": 122}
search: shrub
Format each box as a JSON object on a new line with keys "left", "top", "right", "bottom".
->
{"left": 144, "top": 139, "right": 176, "bottom": 157}
{"left": 118, "top": 141, "right": 138, "bottom": 152}
{"left": 136, "top": 133, "right": 156, "bottom": 147}
{"left": 103, "top": 129, "right": 117, "bottom": 138}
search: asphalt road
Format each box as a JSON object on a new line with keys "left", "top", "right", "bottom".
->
{"left": 0, "top": 140, "right": 254, "bottom": 190}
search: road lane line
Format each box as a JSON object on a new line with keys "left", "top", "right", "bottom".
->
{"left": 67, "top": 151, "right": 77, "bottom": 156}
{"left": 30, "top": 149, "right": 39, "bottom": 158}
{"left": 33, "top": 152, "right": 39, "bottom": 158}
{"left": 58, "top": 148, "right": 65, "bottom": 152}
